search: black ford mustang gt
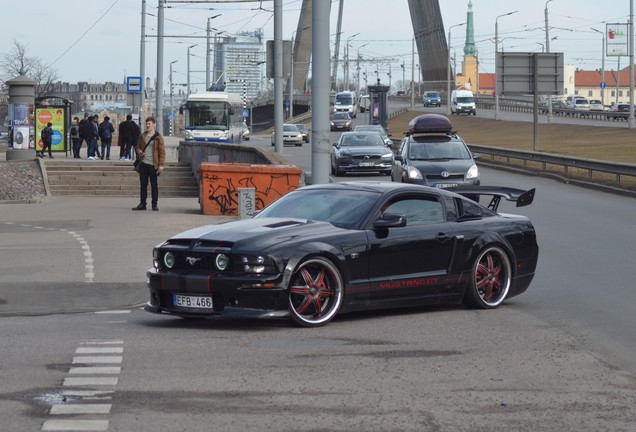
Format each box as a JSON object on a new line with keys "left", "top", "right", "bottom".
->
{"left": 145, "top": 182, "right": 538, "bottom": 327}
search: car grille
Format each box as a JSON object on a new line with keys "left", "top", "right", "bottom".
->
{"left": 351, "top": 155, "right": 381, "bottom": 162}
{"left": 426, "top": 173, "right": 465, "bottom": 181}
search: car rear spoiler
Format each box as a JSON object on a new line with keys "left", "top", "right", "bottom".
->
{"left": 448, "top": 186, "right": 535, "bottom": 212}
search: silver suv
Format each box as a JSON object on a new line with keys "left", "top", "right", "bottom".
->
{"left": 422, "top": 91, "right": 441, "bottom": 107}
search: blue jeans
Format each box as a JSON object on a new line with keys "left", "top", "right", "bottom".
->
{"left": 72, "top": 138, "right": 81, "bottom": 157}
{"left": 101, "top": 138, "right": 112, "bottom": 159}
{"left": 88, "top": 138, "right": 97, "bottom": 157}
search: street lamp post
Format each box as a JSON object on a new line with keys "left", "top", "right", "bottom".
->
{"left": 205, "top": 14, "right": 221, "bottom": 91}
{"left": 187, "top": 44, "right": 196, "bottom": 95}
{"left": 447, "top": 22, "right": 465, "bottom": 115}
{"left": 495, "top": 10, "right": 519, "bottom": 120}
{"left": 591, "top": 28, "right": 606, "bottom": 106}
{"left": 545, "top": 0, "right": 555, "bottom": 121}
{"left": 169, "top": 60, "right": 178, "bottom": 136}
{"left": 344, "top": 33, "right": 360, "bottom": 91}
{"left": 355, "top": 43, "right": 368, "bottom": 93}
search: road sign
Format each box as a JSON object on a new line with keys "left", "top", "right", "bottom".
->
{"left": 496, "top": 52, "right": 564, "bottom": 95}
{"left": 242, "top": 108, "right": 250, "bottom": 118}
{"left": 600, "top": 82, "right": 607, "bottom": 89}
{"left": 126, "top": 76, "right": 142, "bottom": 93}
{"left": 168, "top": 111, "right": 174, "bottom": 121}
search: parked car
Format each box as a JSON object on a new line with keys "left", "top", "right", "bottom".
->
{"left": 609, "top": 103, "right": 632, "bottom": 120}
{"left": 353, "top": 124, "right": 393, "bottom": 146}
{"left": 538, "top": 98, "right": 566, "bottom": 113}
{"left": 271, "top": 123, "right": 303, "bottom": 146}
{"left": 589, "top": 99, "right": 604, "bottom": 111}
{"left": 330, "top": 112, "right": 353, "bottom": 131}
{"left": 391, "top": 114, "right": 480, "bottom": 191}
{"left": 294, "top": 123, "right": 310, "bottom": 143}
{"left": 422, "top": 91, "right": 441, "bottom": 107}
{"left": 144, "top": 181, "right": 539, "bottom": 327}
{"left": 330, "top": 131, "right": 394, "bottom": 176}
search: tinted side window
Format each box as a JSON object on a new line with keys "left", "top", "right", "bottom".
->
{"left": 383, "top": 196, "right": 444, "bottom": 226}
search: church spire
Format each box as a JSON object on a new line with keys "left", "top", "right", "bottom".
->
{"left": 464, "top": 0, "right": 477, "bottom": 56}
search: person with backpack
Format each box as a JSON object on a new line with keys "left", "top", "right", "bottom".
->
{"left": 38, "top": 122, "right": 54, "bottom": 158}
{"left": 98, "top": 116, "right": 115, "bottom": 160}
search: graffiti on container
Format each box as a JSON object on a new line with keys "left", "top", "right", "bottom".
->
{"left": 203, "top": 172, "right": 300, "bottom": 215}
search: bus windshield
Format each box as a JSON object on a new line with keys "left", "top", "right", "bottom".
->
{"left": 187, "top": 101, "right": 229, "bottom": 130}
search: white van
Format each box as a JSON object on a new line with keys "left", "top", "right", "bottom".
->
{"left": 334, "top": 91, "right": 358, "bottom": 118}
{"left": 359, "top": 95, "right": 371, "bottom": 113}
{"left": 450, "top": 90, "right": 476, "bottom": 116}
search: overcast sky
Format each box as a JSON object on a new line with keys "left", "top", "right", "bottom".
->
{"left": 1, "top": 0, "right": 631, "bottom": 92}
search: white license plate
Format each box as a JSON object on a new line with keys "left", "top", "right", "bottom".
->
{"left": 173, "top": 294, "right": 213, "bottom": 309}
{"left": 434, "top": 183, "right": 458, "bottom": 189}
{"left": 359, "top": 162, "right": 374, "bottom": 167}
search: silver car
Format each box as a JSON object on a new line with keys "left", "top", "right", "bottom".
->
{"left": 271, "top": 124, "right": 303, "bottom": 146}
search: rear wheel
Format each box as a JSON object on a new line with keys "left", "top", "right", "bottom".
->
{"left": 288, "top": 257, "right": 344, "bottom": 327}
{"left": 464, "top": 246, "right": 511, "bottom": 309}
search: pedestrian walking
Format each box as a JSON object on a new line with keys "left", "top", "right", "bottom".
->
{"left": 86, "top": 115, "right": 99, "bottom": 160}
{"left": 132, "top": 117, "right": 165, "bottom": 211}
{"left": 98, "top": 116, "right": 115, "bottom": 160}
{"left": 93, "top": 115, "right": 102, "bottom": 159}
{"left": 70, "top": 117, "right": 81, "bottom": 158}
{"left": 78, "top": 112, "right": 90, "bottom": 156}
{"left": 38, "top": 122, "right": 54, "bottom": 158}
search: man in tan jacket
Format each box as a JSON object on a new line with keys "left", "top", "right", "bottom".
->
{"left": 132, "top": 117, "right": 166, "bottom": 211}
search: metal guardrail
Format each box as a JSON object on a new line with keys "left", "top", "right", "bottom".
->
{"left": 468, "top": 144, "right": 636, "bottom": 196}
{"left": 474, "top": 96, "right": 635, "bottom": 122}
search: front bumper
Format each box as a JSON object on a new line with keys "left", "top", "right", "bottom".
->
{"left": 145, "top": 268, "right": 289, "bottom": 317}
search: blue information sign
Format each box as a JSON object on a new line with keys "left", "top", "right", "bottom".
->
{"left": 126, "top": 76, "right": 142, "bottom": 93}
{"left": 242, "top": 108, "right": 250, "bottom": 118}
{"left": 600, "top": 82, "right": 607, "bottom": 89}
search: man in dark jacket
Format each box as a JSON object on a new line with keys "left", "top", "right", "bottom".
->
{"left": 98, "top": 116, "right": 115, "bottom": 160}
{"left": 119, "top": 114, "right": 140, "bottom": 161}
{"left": 38, "top": 122, "right": 54, "bottom": 158}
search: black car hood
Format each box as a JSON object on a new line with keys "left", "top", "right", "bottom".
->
{"left": 409, "top": 158, "right": 473, "bottom": 174}
{"left": 169, "top": 217, "right": 340, "bottom": 251}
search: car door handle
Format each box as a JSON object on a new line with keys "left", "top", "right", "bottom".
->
{"left": 435, "top": 233, "right": 451, "bottom": 242}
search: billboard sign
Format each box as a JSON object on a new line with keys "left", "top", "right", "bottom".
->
{"left": 606, "top": 23, "right": 629, "bottom": 57}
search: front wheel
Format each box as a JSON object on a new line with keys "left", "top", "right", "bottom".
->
{"left": 288, "top": 257, "right": 344, "bottom": 327}
{"left": 464, "top": 246, "right": 511, "bottom": 309}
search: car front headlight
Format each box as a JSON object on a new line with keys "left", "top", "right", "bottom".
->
{"left": 407, "top": 166, "right": 423, "bottom": 180}
{"left": 241, "top": 255, "right": 277, "bottom": 274}
{"left": 381, "top": 152, "right": 394, "bottom": 161}
{"left": 466, "top": 164, "right": 479, "bottom": 180}
{"left": 185, "top": 130, "right": 193, "bottom": 139}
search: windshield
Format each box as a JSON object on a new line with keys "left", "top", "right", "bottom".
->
{"left": 355, "top": 126, "right": 387, "bottom": 137}
{"left": 332, "top": 113, "right": 350, "bottom": 120}
{"left": 186, "top": 101, "right": 229, "bottom": 130}
{"left": 408, "top": 138, "right": 471, "bottom": 160}
{"left": 256, "top": 188, "right": 379, "bottom": 229}
{"left": 335, "top": 94, "right": 353, "bottom": 106}
{"left": 340, "top": 133, "right": 385, "bottom": 147}
{"left": 457, "top": 97, "right": 474, "bottom": 103}
{"left": 283, "top": 124, "right": 300, "bottom": 132}
{"left": 426, "top": 92, "right": 439, "bottom": 98}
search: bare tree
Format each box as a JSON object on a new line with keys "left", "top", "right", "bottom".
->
{"left": 1, "top": 39, "right": 59, "bottom": 98}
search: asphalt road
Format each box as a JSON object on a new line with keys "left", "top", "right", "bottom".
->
{"left": 1, "top": 109, "right": 635, "bottom": 431}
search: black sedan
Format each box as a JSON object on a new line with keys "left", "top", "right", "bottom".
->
{"left": 330, "top": 131, "right": 394, "bottom": 176}
{"left": 145, "top": 182, "right": 539, "bottom": 327}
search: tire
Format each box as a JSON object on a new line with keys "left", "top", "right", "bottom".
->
{"left": 463, "top": 246, "right": 511, "bottom": 309}
{"left": 288, "top": 257, "right": 344, "bottom": 327}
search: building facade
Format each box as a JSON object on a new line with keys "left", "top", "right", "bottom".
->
{"left": 213, "top": 30, "right": 265, "bottom": 100}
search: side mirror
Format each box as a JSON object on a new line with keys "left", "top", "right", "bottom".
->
{"left": 332, "top": 142, "right": 338, "bottom": 147}
{"left": 394, "top": 155, "right": 404, "bottom": 162}
{"left": 472, "top": 152, "right": 481, "bottom": 160}
{"left": 373, "top": 213, "right": 407, "bottom": 229}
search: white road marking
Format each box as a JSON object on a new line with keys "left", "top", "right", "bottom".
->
{"left": 68, "top": 366, "right": 121, "bottom": 375}
{"left": 42, "top": 419, "right": 109, "bottom": 431}
{"left": 60, "top": 390, "right": 114, "bottom": 397}
{"left": 94, "top": 310, "right": 131, "bottom": 314}
{"left": 81, "top": 340, "right": 124, "bottom": 345}
{"left": 72, "top": 356, "right": 123, "bottom": 364}
{"left": 50, "top": 404, "right": 112, "bottom": 415}
{"left": 76, "top": 347, "right": 123, "bottom": 354}
{"left": 63, "top": 377, "right": 119, "bottom": 386}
